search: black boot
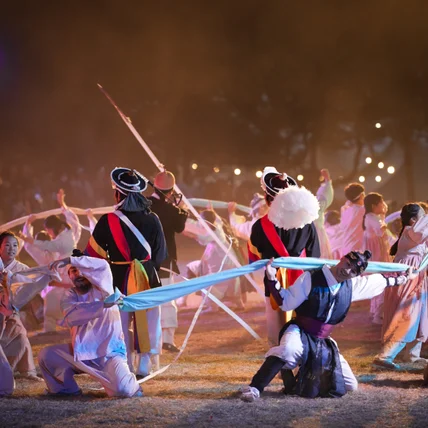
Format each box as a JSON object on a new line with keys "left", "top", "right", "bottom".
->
{"left": 281, "top": 369, "right": 296, "bottom": 395}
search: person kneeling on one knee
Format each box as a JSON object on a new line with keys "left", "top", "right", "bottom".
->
{"left": 240, "top": 251, "right": 416, "bottom": 401}
{"left": 38, "top": 255, "right": 142, "bottom": 398}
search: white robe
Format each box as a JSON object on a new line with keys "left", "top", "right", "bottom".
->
{"left": 185, "top": 217, "right": 242, "bottom": 306}
{"left": 339, "top": 202, "right": 365, "bottom": 257}
{"left": 60, "top": 257, "right": 125, "bottom": 361}
{"left": 229, "top": 213, "right": 258, "bottom": 242}
{"left": 314, "top": 180, "right": 334, "bottom": 259}
{"left": 39, "top": 256, "right": 139, "bottom": 397}
{"left": 21, "top": 222, "right": 66, "bottom": 331}
{"left": 325, "top": 224, "right": 343, "bottom": 260}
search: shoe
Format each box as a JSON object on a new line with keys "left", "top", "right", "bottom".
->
{"left": 240, "top": 385, "right": 260, "bottom": 402}
{"left": 132, "top": 389, "right": 144, "bottom": 397}
{"left": 16, "top": 373, "right": 44, "bottom": 382}
{"left": 409, "top": 358, "right": 428, "bottom": 365}
{"left": 43, "top": 389, "right": 83, "bottom": 397}
{"left": 162, "top": 343, "right": 180, "bottom": 353}
{"left": 372, "top": 357, "right": 401, "bottom": 371}
{"left": 281, "top": 369, "right": 296, "bottom": 395}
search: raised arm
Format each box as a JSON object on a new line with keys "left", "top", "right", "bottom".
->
{"left": 317, "top": 169, "right": 334, "bottom": 214}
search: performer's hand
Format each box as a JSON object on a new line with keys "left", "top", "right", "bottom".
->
{"left": 320, "top": 169, "right": 331, "bottom": 182}
{"left": 26, "top": 214, "right": 37, "bottom": 225}
{"left": 265, "top": 258, "right": 277, "bottom": 281}
{"left": 0, "top": 270, "right": 7, "bottom": 287}
{"left": 49, "top": 258, "right": 70, "bottom": 271}
{"left": 228, "top": 202, "right": 237, "bottom": 214}
{"left": 406, "top": 267, "right": 418, "bottom": 281}
{"left": 85, "top": 209, "right": 97, "bottom": 221}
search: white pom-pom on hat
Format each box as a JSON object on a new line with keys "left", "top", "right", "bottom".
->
{"left": 268, "top": 186, "right": 320, "bottom": 229}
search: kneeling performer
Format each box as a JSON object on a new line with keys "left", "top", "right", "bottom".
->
{"left": 38, "top": 255, "right": 142, "bottom": 397}
{"left": 241, "top": 250, "right": 414, "bottom": 401}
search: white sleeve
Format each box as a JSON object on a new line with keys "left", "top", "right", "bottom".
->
{"left": 231, "top": 222, "right": 252, "bottom": 241}
{"left": 24, "top": 244, "right": 55, "bottom": 266}
{"left": 407, "top": 215, "right": 428, "bottom": 245}
{"left": 279, "top": 271, "right": 312, "bottom": 312}
{"left": 183, "top": 218, "right": 213, "bottom": 245}
{"left": 31, "top": 230, "right": 74, "bottom": 255}
{"left": 62, "top": 208, "right": 82, "bottom": 243}
{"left": 22, "top": 222, "right": 34, "bottom": 238}
{"left": 351, "top": 274, "right": 389, "bottom": 301}
{"left": 88, "top": 217, "right": 98, "bottom": 234}
{"left": 70, "top": 256, "right": 113, "bottom": 294}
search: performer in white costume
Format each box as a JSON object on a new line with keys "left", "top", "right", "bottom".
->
{"left": 362, "top": 193, "right": 391, "bottom": 325}
{"left": 39, "top": 255, "right": 142, "bottom": 397}
{"left": 19, "top": 189, "right": 79, "bottom": 331}
{"left": 324, "top": 211, "right": 343, "bottom": 260}
{"left": 339, "top": 183, "right": 365, "bottom": 257}
{"left": 228, "top": 194, "right": 268, "bottom": 242}
{"left": 314, "top": 169, "right": 334, "bottom": 259}
{"left": 0, "top": 232, "right": 43, "bottom": 383}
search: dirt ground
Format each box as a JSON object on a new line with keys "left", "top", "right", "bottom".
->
{"left": 1, "top": 235, "right": 428, "bottom": 427}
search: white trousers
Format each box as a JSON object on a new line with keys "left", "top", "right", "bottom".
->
{"left": 120, "top": 308, "right": 161, "bottom": 376}
{"left": 0, "top": 313, "right": 37, "bottom": 376}
{"left": 160, "top": 277, "right": 178, "bottom": 344}
{"left": 38, "top": 343, "right": 140, "bottom": 397}
{"left": 266, "top": 324, "right": 358, "bottom": 392}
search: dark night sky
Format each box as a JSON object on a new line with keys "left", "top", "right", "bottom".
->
{"left": 2, "top": 0, "right": 428, "bottom": 174}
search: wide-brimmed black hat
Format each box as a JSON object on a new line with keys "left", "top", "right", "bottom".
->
{"left": 111, "top": 167, "right": 148, "bottom": 194}
{"left": 261, "top": 166, "right": 297, "bottom": 198}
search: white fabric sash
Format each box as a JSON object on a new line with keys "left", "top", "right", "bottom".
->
{"left": 113, "top": 211, "right": 152, "bottom": 258}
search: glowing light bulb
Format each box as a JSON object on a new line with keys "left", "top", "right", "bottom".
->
{"left": 255, "top": 170, "right": 262, "bottom": 178}
{"left": 359, "top": 176, "right": 365, "bottom": 183}
{"left": 375, "top": 175, "right": 382, "bottom": 182}
{"left": 234, "top": 168, "right": 241, "bottom": 176}
{"left": 213, "top": 167, "right": 220, "bottom": 173}
{"left": 365, "top": 157, "right": 372, "bottom": 164}
{"left": 387, "top": 166, "right": 395, "bottom": 174}
{"left": 378, "top": 162, "right": 384, "bottom": 169}
{"left": 297, "top": 174, "right": 304, "bottom": 181}
{"left": 375, "top": 123, "right": 382, "bottom": 129}
{"left": 191, "top": 163, "right": 198, "bottom": 170}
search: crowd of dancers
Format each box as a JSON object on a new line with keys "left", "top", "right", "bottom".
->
{"left": 0, "top": 165, "right": 427, "bottom": 400}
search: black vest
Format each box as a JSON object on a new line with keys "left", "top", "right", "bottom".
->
{"left": 295, "top": 268, "right": 353, "bottom": 325}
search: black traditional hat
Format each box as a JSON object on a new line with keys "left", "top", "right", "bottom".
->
{"left": 344, "top": 250, "right": 372, "bottom": 275}
{"left": 111, "top": 167, "right": 148, "bottom": 195}
{"left": 261, "top": 166, "right": 297, "bottom": 198}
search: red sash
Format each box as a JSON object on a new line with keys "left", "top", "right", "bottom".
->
{"left": 107, "top": 213, "right": 152, "bottom": 353}
{"left": 260, "top": 215, "right": 306, "bottom": 311}
{"left": 108, "top": 213, "right": 132, "bottom": 261}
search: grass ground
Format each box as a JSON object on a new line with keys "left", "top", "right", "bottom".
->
{"left": 1, "top": 295, "right": 428, "bottom": 428}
